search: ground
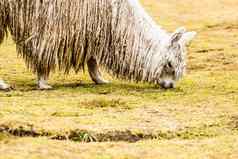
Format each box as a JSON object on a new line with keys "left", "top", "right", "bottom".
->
{"left": 0, "top": 0, "right": 238, "bottom": 158}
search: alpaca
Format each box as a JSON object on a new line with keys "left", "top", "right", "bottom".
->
{"left": 0, "top": 0, "right": 196, "bottom": 90}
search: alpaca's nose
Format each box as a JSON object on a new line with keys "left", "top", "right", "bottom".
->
{"left": 160, "top": 80, "right": 175, "bottom": 89}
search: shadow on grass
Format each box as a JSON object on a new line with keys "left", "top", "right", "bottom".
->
{"left": 14, "top": 81, "right": 186, "bottom": 95}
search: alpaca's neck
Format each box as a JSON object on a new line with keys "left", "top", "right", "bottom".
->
{"left": 127, "top": 0, "right": 168, "bottom": 40}
{"left": 102, "top": 0, "right": 169, "bottom": 83}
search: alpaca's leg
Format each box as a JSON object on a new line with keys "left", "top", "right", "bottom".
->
{"left": 37, "top": 73, "right": 53, "bottom": 90}
{"left": 87, "top": 57, "right": 109, "bottom": 84}
{"left": 0, "top": 79, "right": 11, "bottom": 91}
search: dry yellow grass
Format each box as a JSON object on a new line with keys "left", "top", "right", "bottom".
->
{"left": 1, "top": 135, "right": 238, "bottom": 159}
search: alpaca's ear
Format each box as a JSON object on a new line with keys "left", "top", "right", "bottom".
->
{"left": 169, "top": 27, "right": 186, "bottom": 47}
{"left": 180, "top": 31, "right": 197, "bottom": 46}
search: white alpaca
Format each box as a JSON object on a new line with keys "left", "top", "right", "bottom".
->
{"left": 0, "top": 0, "right": 196, "bottom": 90}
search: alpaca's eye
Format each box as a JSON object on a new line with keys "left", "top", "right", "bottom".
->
{"left": 168, "top": 62, "right": 172, "bottom": 68}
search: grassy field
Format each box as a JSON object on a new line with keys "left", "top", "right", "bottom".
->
{"left": 0, "top": 0, "right": 238, "bottom": 158}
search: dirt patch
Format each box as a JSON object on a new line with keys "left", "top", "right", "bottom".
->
{"left": 227, "top": 115, "right": 238, "bottom": 131}
{"left": 206, "top": 23, "right": 238, "bottom": 31}
{"left": 0, "top": 123, "right": 227, "bottom": 143}
{"left": 195, "top": 48, "right": 224, "bottom": 53}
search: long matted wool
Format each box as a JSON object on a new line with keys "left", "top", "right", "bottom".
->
{"left": 0, "top": 0, "right": 187, "bottom": 83}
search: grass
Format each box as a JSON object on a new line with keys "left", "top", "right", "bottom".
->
{"left": 1, "top": 135, "right": 238, "bottom": 159}
{"left": 1, "top": 0, "right": 238, "bottom": 158}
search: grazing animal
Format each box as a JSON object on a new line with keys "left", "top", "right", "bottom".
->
{"left": 0, "top": 0, "right": 196, "bottom": 90}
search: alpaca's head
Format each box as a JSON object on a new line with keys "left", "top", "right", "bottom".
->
{"left": 155, "top": 27, "right": 196, "bottom": 89}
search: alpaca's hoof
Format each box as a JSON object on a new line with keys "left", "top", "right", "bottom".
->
{"left": 0, "top": 86, "right": 12, "bottom": 92}
{"left": 38, "top": 84, "right": 53, "bottom": 90}
{"left": 96, "top": 79, "right": 110, "bottom": 85}
{"left": 0, "top": 81, "right": 12, "bottom": 91}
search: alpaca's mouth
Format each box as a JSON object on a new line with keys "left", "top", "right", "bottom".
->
{"left": 159, "top": 80, "right": 175, "bottom": 89}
